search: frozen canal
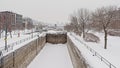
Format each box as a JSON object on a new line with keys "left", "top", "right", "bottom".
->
{"left": 28, "top": 43, "right": 73, "bottom": 68}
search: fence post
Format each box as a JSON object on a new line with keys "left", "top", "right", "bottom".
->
{"left": 13, "top": 52, "right": 15, "bottom": 67}
{"left": 1, "top": 57, "right": 4, "bottom": 68}
{"left": 0, "top": 51, "right": 3, "bottom": 58}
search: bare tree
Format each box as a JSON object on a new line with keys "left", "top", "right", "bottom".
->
{"left": 77, "top": 8, "right": 90, "bottom": 38}
{"left": 64, "top": 23, "right": 73, "bottom": 32}
{"left": 0, "top": 18, "right": 1, "bottom": 38}
{"left": 0, "top": 15, "right": 4, "bottom": 38}
{"left": 92, "top": 6, "right": 117, "bottom": 49}
{"left": 70, "top": 15, "right": 82, "bottom": 35}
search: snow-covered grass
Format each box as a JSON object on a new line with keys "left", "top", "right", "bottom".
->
{"left": 28, "top": 43, "right": 73, "bottom": 68}
{"left": 70, "top": 32, "right": 120, "bottom": 68}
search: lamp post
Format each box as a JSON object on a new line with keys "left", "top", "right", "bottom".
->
{"left": 4, "top": 13, "right": 8, "bottom": 51}
{"left": 5, "top": 20, "right": 8, "bottom": 51}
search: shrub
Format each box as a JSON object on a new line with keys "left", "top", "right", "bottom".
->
{"left": 84, "top": 33, "right": 100, "bottom": 43}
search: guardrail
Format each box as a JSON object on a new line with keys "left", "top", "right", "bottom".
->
{"left": 70, "top": 33, "right": 117, "bottom": 68}
{"left": 0, "top": 34, "right": 38, "bottom": 58}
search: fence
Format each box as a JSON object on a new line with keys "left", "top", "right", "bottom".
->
{"left": 0, "top": 34, "right": 38, "bottom": 58}
{"left": 70, "top": 33, "right": 117, "bottom": 68}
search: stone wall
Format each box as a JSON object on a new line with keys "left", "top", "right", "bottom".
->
{"left": 0, "top": 36, "right": 46, "bottom": 68}
{"left": 67, "top": 36, "right": 88, "bottom": 68}
{"left": 0, "top": 32, "right": 67, "bottom": 68}
{"left": 0, "top": 32, "right": 88, "bottom": 68}
{"left": 46, "top": 33, "right": 67, "bottom": 44}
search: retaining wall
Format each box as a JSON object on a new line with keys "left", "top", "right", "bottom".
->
{"left": 46, "top": 33, "right": 67, "bottom": 44}
{"left": 0, "top": 32, "right": 88, "bottom": 68}
{"left": 0, "top": 36, "right": 46, "bottom": 68}
{"left": 67, "top": 36, "right": 88, "bottom": 68}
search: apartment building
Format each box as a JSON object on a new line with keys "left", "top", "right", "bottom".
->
{"left": 0, "top": 11, "right": 23, "bottom": 31}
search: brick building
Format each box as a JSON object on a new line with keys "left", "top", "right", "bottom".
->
{"left": 0, "top": 11, "right": 23, "bottom": 31}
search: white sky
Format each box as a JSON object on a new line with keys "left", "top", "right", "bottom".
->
{"left": 0, "top": 0, "right": 120, "bottom": 24}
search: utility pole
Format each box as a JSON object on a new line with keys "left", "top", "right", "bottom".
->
{"left": 31, "top": 28, "right": 33, "bottom": 38}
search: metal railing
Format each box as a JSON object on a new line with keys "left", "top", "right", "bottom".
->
{"left": 0, "top": 34, "right": 38, "bottom": 57}
{"left": 70, "top": 33, "right": 117, "bottom": 68}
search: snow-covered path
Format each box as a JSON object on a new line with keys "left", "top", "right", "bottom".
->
{"left": 27, "top": 43, "right": 73, "bottom": 68}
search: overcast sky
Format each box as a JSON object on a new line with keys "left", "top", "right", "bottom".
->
{"left": 0, "top": 0, "right": 120, "bottom": 24}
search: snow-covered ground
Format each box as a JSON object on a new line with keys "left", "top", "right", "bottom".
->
{"left": 1, "top": 29, "right": 119, "bottom": 68}
{"left": 28, "top": 43, "right": 73, "bottom": 68}
{"left": 0, "top": 30, "right": 41, "bottom": 57}
{"left": 0, "top": 34, "right": 31, "bottom": 47}
{"left": 0, "top": 30, "right": 37, "bottom": 47}
{"left": 89, "top": 32, "right": 120, "bottom": 68}
{"left": 0, "top": 29, "right": 37, "bottom": 48}
{"left": 69, "top": 32, "right": 120, "bottom": 68}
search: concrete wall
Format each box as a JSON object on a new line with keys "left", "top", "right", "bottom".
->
{"left": 0, "top": 36, "right": 46, "bottom": 68}
{"left": 67, "top": 36, "right": 88, "bottom": 68}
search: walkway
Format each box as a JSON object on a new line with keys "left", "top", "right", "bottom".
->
{"left": 28, "top": 43, "right": 73, "bottom": 68}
